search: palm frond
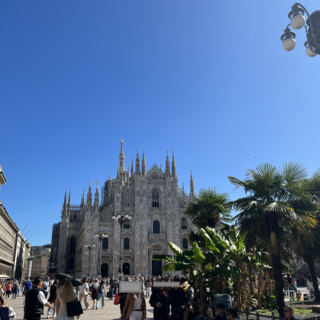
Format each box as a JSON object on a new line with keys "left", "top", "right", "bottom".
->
{"left": 280, "top": 162, "right": 308, "bottom": 183}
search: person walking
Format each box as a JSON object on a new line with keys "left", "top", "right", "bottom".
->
{"left": 56, "top": 280, "right": 79, "bottom": 320}
{"left": 47, "top": 280, "right": 58, "bottom": 318}
{"left": 109, "top": 280, "right": 115, "bottom": 300}
{"left": 12, "top": 280, "right": 19, "bottom": 299}
{"left": 78, "top": 278, "right": 89, "bottom": 310}
{"left": 42, "top": 277, "right": 51, "bottom": 299}
{"left": 120, "top": 291, "right": 146, "bottom": 320}
{"left": 23, "top": 277, "right": 54, "bottom": 320}
{"left": 150, "top": 278, "right": 170, "bottom": 320}
{"left": 96, "top": 280, "right": 106, "bottom": 310}
{"left": 5, "top": 281, "right": 12, "bottom": 299}
{"left": 90, "top": 279, "right": 98, "bottom": 309}
{"left": 24, "top": 280, "right": 32, "bottom": 296}
{"left": 146, "top": 280, "right": 152, "bottom": 299}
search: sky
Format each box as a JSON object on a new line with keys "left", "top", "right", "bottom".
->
{"left": 1, "top": 0, "right": 319, "bottom": 246}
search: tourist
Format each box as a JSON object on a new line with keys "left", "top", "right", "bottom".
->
{"left": 226, "top": 309, "right": 240, "bottom": 320}
{"left": 169, "top": 277, "right": 190, "bottom": 320}
{"left": 5, "top": 281, "right": 12, "bottom": 299}
{"left": 24, "top": 280, "right": 32, "bottom": 295}
{"left": 215, "top": 303, "right": 227, "bottom": 320}
{"left": 90, "top": 279, "right": 98, "bottom": 309}
{"left": 109, "top": 280, "right": 115, "bottom": 300}
{"left": 12, "top": 279, "right": 19, "bottom": 299}
{"left": 56, "top": 280, "right": 79, "bottom": 320}
{"left": 120, "top": 277, "right": 129, "bottom": 317}
{"left": 180, "top": 278, "right": 194, "bottom": 320}
{"left": 145, "top": 280, "right": 152, "bottom": 298}
{"left": 0, "top": 297, "right": 16, "bottom": 319}
{"left": 120, "top": 290, "right": 146, "bottom": 320}
{"left": 284, "top": 305, "right": 297, "bottom": 320}
{"left": 78, "top": 278, "right": 89, "bottom": 310}
{"left": 48, "top": 280, "right": 58, "bottom": 318}
{"left": 96, "top": 280, "right": 106, "bottom": 310}
{"left": 24, "top": 277, "right": 54, "bottom": 320}
{"left": 43, "top": 277, "right": 51, "bottom": 299}
{"left": 150, "top": 278, "right": 170, "bottom": 320}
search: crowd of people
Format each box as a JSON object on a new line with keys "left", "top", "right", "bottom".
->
{"left": 0, "top": 273, "right": 312, "bottom": 320}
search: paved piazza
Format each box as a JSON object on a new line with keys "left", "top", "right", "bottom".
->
{"left": 7, "top": 290, "right": 154, "bottom": 320}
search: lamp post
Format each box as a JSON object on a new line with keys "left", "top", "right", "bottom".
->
{"left": 112, "top": 213, "right": 131, "bottom": 274}
{"left": 94, "top": 232, "right": 108, "bottom": 277}
{"left": 281, "top": 3, "right": 320, "bottom": 57}
{"left": 84, "top": 244, "right": 95, "bottom": 277}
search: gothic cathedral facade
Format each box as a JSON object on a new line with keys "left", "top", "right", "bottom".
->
{"left": 49, "top": 140, "right": 197, "bottom": 277}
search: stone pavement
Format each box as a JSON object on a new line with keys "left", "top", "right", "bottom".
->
{"left": 6, "top": 292, "right": 154, "bottom": 320}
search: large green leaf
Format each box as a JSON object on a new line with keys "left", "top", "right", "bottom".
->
{"left": 192, "top": 241, "right": 205, "bottom": 264}
{"left": 206, "top": 227, "right": 234, "bottom": 250}
{"left": 168, "top": 242, "right": 183, "bottom": 256}
{"left": 200, "top": 228, "right": 220, "bottom": 253}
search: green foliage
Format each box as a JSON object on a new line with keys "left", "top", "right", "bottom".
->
{"left": 261, "top": 294, "right": 277, "bottom": 312}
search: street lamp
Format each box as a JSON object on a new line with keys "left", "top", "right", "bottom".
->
{"left": 84, "top": 244, "right": 95, "bottom": 277}
{"left": 94, "top": 232, "right": 108, "bottom": 277}
{"left": 281, "top": 3, "right": 320, "bottom": 57}
{"left": 112, "top": 213, "right": 131, "bottom": 274}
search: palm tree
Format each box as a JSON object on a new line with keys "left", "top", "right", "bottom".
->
{"left": 228, "top": 163, "right": 318, "bottom": 317}
{"left": 184, "top": 188, "right": 232, "bottom": 229}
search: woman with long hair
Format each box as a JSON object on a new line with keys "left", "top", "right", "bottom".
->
{"left": 47, "top": 280, "right": 58, "bottom": 318}
{"left": 96, "top": 280, "right": 106, "bottom": 309}
{"left": 56, "top": 280, "right": 79, "bottom": 320}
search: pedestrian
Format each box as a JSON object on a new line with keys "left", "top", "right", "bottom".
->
{"left": 150, "top": 278, "right": 170, "bottom": 320}
{"left": 180, "top": 278, "right": 194, "bottom": 320}
{"left": 215, "top": 303, "right": 227, "bottom": 320}
{"left": 56, "top": 280, "right": 79, "bottom": 320}
{"left": 284, "top": 305, "right": 298, "bottom": 320}
{"left": 23, "top": 277, "right": 54, "bottom": 320}
{"left": 109, "top": 280, "right": 115, "bottom": 300}
{"left": 226, "top": 309, "right": 240, "bottom": 320}
{"left": 90, "top": 279, "right": 98, "bottom": 309}
{"left": 24, "top": 280, "right": 32, "bottom": 296}
{"left": 47, "top": 280, "right": 58, "bottom": 318}
{"left": 43, "top": 277, "right": 51, "bottom": 299}
{"left": 120, "top": 291, "right": 146, "bottom": 320}
{"left": 146, "top": 280, "right": 152, "bottom": 299}
{"left": 78, "top": 278, "right": 89, "bottom": 310}
{"left": 120, "top": 277, "right": 129, "bottom": 317}
{"left": 12, "top": 279, "right": 19, "bottom": 299}
{"left": 5, "top": 281, "right": 12, "bottom": 299}
{"left": 0, "top": 297, "right": 16, "bottom": 319}
{"left": 96, "top": 280, "right": 106, "bottom": 310}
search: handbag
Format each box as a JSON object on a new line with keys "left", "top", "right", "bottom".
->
{"left": 66, "top": 300, "right": 83, "bottom": 317}
{"left": 114, "top": 293, "right": 120, "bottom": 305}
{"left": 107, "top": 291, "right": 112, "bottom": 298}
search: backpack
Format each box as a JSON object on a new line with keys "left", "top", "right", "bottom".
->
{"left": 98, "top": 285, "right": 104, "bottom": 294}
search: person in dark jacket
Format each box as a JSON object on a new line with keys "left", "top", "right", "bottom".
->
{"left": 150, "top": 278, "right": 170, "bottom": 320}
{"left": 23, "top": 277, "right": 54, "bottom": 320}
{"left": 120, "top": 277, "right": 129, "bottom": 317}
{"left": 169, "top": 277, "right": 191, "bottom": 320}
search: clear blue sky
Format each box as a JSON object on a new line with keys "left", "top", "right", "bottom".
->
{"left": 1, "top": 1, "right": 319, "bottom": 246}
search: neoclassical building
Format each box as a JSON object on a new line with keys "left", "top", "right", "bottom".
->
{"left": 49, "top": 140, "right": 196, "bottom": 277}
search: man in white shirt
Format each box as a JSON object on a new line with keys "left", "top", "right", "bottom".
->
{"left": 79, "top": 278, "right": 89, "bottom": 310}
{"left": 23, "top": 278, "right": 53, "bottom": 320}
{"left": 42, "top": 277, "right": 51, "bottom": 298}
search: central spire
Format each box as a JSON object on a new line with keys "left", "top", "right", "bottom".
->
{"left": 119, "top": 138, "right": 125, "bottom": 172}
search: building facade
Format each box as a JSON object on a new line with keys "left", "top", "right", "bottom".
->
{"left": 50, "top": 140, "right": 197, "bottom": 277}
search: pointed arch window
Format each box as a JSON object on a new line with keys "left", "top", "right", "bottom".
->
{"left": 183, "top": 238, "right": 188, "bottom": 249}
{"left": 152, "top": 189, "right": 159, "bottom": 207}
{"left": 181, "top": 218, "right": 187, "bottom": 229}
{"left": 124, "top": 238, "right": 130, "bottom": 249}
{"left": 102, "top": 238, "right": 108, "bottom": 249}
{"left": 153, "top": 220, "right": 160, "bottom": 234}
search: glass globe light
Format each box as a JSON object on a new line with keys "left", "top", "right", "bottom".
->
{"left": 291, "top": 14, "right": 305, "bottom": 30}
{"left": 112, "top": 216, "right": 115, "bottom": 220}
{"left": 283, "top": 38, "right": 296, "bottom": 51}
{"left": 281, "top": 27, "right": 296, "bottom": 51}
{"left": 305, "top": 41, "right": 317, "bottom": 57}
{"left": 125, "top": 214, "right": 129, "bottom": 219}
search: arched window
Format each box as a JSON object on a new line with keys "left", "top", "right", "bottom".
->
{"left": 181, "top": 218, "right": 187, "bottom": 229}
{"left": 70, "top": 237, "right": 75, "bottom": 254}
{"left": 152, "top": 189, "right": 159, "bottom": 207}
{"left": 124, "top": 238, "right": 130, "bottom": 249}
{"left": 69, "top": 258, "right": 74, "bottom": 270}
{"left": 153, "top": 220, "right": 160, "bottom": 234}
{"left": 102, "top": 238, "right": 108, "bottom": 249}
{"left": 183, "top": 238, "right": 188, "bottom": 249}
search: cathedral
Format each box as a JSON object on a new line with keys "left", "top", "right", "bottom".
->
{"left": 49, "top": 140, "right": 196, "bottom": 278}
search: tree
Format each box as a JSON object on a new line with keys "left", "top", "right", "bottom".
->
{"left": 185, "top": 188, "right": 232, "bottom": 229}
{"left": 228, "top": 163, "right": 318, "bottom": 317}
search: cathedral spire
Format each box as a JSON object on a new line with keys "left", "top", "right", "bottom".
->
{"left": 87, "top": 180, "right": 92, "bottom": 209}
{"left": 182, "top": 182, "right": 184, "bottom": 194}
{"left": 165, "top": 151, "right": 170, "bottom": 177}
{"left": 131, "top": 157, "right": 134, "bottom": 177}
{"left": 172, "top": 151, "right": 176, "bottom": 178}
{"left": 67, "top": 189, "right": 71, "bottom": 215}
{"left": 81, "top": 189, "right": 85, "bottom": 207}
{"left": 93, "top": 180, "right": 99, "bottom": 210}
{"left": 61, "top": 189, "right": 67, "bottom": 214}
{"left": 142, "top": 148, "right": 146, "bottom": 176}
{"left": 128, "top": 163, "right": 130, "bottom": 182}
{"left": 135, "top": 148, "right": 140, "bottom": 175}
{"left": 119, "top": 139, "right": 125, "bottom": 172}
{"left": 190, "top": 169, "right": 195, "bottom": 198}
